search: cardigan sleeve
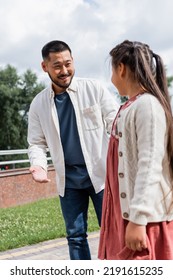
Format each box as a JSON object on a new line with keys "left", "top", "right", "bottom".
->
{"left": 129, "top": 95, "right": 167, "bottom": 225}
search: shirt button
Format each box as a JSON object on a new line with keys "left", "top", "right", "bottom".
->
{"left": 120, "top": 192, "right": 126, "bottom": 198}
{"left": 118, "top": 132, "right": 122, "bottom": 137}
{"left": 123, "top": 212, "right": 129, "bottom": 218}
{"left": 119, "top": 151, "right": 123, "bottom": 157}
{"left": 119, "top": 173, "right": 124, "bottom": 178}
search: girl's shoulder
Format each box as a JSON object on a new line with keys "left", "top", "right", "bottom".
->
{"left": 134, "top": 93, "right": 163, "bottom": 111}
{"left": 137, "top": 92, "right": 159, "bottom": 103}
{"left": 121, "top": 93, "right": 165, "bottom": 122}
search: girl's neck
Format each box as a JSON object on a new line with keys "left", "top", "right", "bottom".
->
{"left": 127, "top": 83, "right": 146, "bottom": 98}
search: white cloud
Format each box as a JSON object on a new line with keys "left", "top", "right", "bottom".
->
{"left": 0, "top": 0, "right": 172, "bottom": 86}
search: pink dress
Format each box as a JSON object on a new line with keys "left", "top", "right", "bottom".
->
{"left": 98, "top": 96, "right": 173, "bottom": 260}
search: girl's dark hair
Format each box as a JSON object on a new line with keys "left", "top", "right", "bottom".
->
{"left": 110, "top": 40, "right": 173, "bottom": 180}
{"left": 42, "top": 40, "right": 72, "bottom": 60}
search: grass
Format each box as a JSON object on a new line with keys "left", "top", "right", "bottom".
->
{"left": 0, "top": 197, "right": 99, "bottom": 252}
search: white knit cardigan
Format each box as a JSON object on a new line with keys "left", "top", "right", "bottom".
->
{"left": 116, "top": 93, "right": 173, "bottom": 225}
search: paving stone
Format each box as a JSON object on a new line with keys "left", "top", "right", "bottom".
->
{"left": 0, "top": 231, "right": 99, "bottom": 260}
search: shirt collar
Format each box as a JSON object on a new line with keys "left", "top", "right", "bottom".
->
{"left": 66, "top": 77, "right": 77, "bottom": 93}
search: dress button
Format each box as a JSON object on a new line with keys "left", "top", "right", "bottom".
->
{"left": 119, "top": 151, "right": 123, "bottom": 157}
{"left": 120, "top": 192, "right": 126, "bottom": 198}
{"left": 118, "top": 132, "right": 122, "bottom": 137}
{"left": 123, "top": 212, "right": 129, "bottom": 218}
{"left": 119, "top": 173, "right": 124, "bottom": 178}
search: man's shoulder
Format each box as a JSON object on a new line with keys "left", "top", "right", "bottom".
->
{"left": 74, "top": 77, "right": 100, "bottom": 86}
{"left": 71, "top": 77, "right": 107, "bottom": 93}
{"left": 32, "top": 86, "right": 51, "bottom": 101}
{"left": 29, "top": 86, "right": 51, "bottom": 111}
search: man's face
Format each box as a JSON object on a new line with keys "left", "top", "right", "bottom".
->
{"left": 42, "top": 50, "right": 75, "bottom": 93}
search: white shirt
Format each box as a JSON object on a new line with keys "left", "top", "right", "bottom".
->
{"left": 27, "top": 77, "right": 119, "bottom": 196}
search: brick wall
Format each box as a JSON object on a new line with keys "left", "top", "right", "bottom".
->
{"left": 0, "top": 167, "right": 58, "bottom": 208}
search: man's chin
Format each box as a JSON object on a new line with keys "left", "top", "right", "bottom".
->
{"left": 52, "top": 81, "right": 71, "bottom": 93}
{"left": 50, "top": 73, "right": 74, "bottom": 91}
{"left": 59, "top": 81, "right": 71, "bottom": 89}
{"left": 57, "top": 76, "right": 73, "bottom": 88}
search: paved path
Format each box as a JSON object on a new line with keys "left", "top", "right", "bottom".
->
{"left": 0, "top": 232, "right": 99, "bottom": 260}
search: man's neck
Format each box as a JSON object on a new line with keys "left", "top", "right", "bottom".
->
{"left": 52, "top": 84, "right": 67, "bottom": 95}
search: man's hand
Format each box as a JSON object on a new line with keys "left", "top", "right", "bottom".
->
{"left": 29, "top": 166, "right": 51, "bottom": 183}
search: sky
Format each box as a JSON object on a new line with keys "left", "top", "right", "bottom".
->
{"left": 0, "top": 0, "right": 173, "bottom": 93}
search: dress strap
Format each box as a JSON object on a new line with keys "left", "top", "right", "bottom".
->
{"left": 111, "top": 93, "right": 143, "bottom": 138}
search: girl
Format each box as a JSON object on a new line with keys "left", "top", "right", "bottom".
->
{"left": 98, "top": 40, "right": 173, "bottom": 260}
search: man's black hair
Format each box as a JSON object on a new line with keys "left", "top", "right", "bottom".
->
{"left": 42, "top": 40, "right": 72, "bottom": 59}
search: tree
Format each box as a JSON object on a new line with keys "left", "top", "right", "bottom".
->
{"left": 167, "top": 76, "right": 173, "bottom": 88}
{"left": 0, "top": 65, "right": 45, "bottom": 150}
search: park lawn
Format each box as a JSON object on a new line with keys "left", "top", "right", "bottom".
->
{"left": 0, "top": 197, "right": 99, "bottom": 252}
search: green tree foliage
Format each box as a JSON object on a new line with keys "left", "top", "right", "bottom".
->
{"left": 167, "top": 76, "right": 173, "bottom": 88}
{"left": 0, "top": 65, "right": 45, "bottom": 150}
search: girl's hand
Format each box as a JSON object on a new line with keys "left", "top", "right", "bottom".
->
{"left": 125, "top": 221, "right": 147, "bottom": 251}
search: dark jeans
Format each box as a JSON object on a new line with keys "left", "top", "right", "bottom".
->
{"left": 59, "top": 186, "right": 104, "bottom": 260}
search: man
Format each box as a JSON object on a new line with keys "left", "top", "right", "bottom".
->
{"left": 27, "top": 40, "right": 119, "bottom": 260}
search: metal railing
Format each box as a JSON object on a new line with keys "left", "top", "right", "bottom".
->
{"left": 0, "top": 149, "right": 52, "bottom": 170}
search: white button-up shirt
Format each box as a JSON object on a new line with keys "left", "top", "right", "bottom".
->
{"left": 27, "top": 77, "right": 119, "bottom": 196}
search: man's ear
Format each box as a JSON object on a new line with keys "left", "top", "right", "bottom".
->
{"left": 41, "top": 61, "right": 48, "bottom": 72}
